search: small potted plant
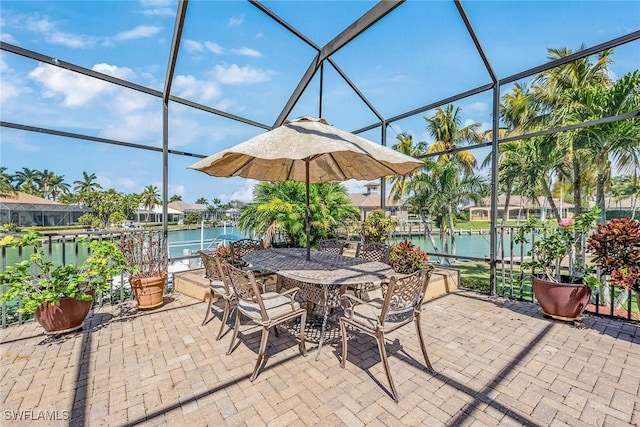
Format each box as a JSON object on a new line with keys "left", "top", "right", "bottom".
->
{"left": 118, "top": 230, "right": 168, "bottom": 309}
{"left": 514, "top": 207, "right": 601, "bottom": 320}
{"left": 587, "top": 217, "right": 640, "bottom": 308}
{"left": 0, "top": 232, "right": 127, "bottom": 333}
{"left": 389, "top": 240, "right": 430, "bottom": 274}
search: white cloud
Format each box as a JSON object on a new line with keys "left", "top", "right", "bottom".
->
{"left": 28, "top": 62, "right": 135, "bottom": 107}
{"left": 139, "top": 0, "right": 175, "bottom": 17}
{"left": 220, "top": 180, "right": 257, "bottom": 203}
{"left": 168, "top": 183, "right": 185, "bottom": 197}
{"left": 116, "top": 26, "right": 162, "bottom": 41}
{"left": 1, "top": 33, "right": 17, "bottom": 44}
{"left": 49, "top": 31, "right": 94, "bottom": 48}
{"left": 230, "top": 47, "right": 262, "bottom": 58}
{"left": 116, "top": 177, "right": 137, "bottom": 189}
{"left": 0, "top": 79, "right": 22, "bottom": 103}
{"left": 101, "top": 110, "right": 162, "bottom": 143}
{"left": 214, "top": 64, "right": 271, "bottom": 85}
{"left": 173, "top": 74, "right": 220, "bottom": 102}
{"left": 228, "top": 15, "right": 244, "bottom": 27}
{"left": 204, "top": 41, "right": 223, "bottom": 54}
{"left": 184, "top": 39, "right": 203, "bottom": 53}
{"left": 25, "top": 17, "right": 54, "bottom": 33}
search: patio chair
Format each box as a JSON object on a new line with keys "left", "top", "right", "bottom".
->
{"left": 317, "top": 238, "right": 347, "bottom": 256}
{"left": 339, "top": 266, "right": 435, "bottom": 401}
{"left": 230, "top": 239, "right": 264, "bottom": 267}
{"left": 224, "top": 263, "right": 307, "bottom": 381}
{"left": 199, "top": 251, "right": 236, "bottom": 340}
{"left": 230, "top": 238, "right": 276, "bottom": 289}
{"left": 355, "top": 242, "right": 390, "bottom": 264}
{"left": 350, "top": 242, "right": 391, "bottom": 298}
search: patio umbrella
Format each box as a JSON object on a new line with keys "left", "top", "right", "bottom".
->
{"left": 189, "top": 116, "right": 424, "bottom": 260}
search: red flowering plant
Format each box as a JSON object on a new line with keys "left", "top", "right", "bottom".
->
{"left": 587, "top": 217, "right": 640, "bottom": 293}
{"left": 212, "top": 244, "right": 232, "bottom": 262}
{"left": 389, "top": 240, "right": 430, "bottom": 274}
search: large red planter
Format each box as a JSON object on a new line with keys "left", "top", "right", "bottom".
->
{"left": 532, "top": 275, "right": 591, "bottom": 321}
{"left": 130, "top": 273, "right": 166, "bottom": 309}
{"left": 34, "top": 294, "right": 94, "bottom": 334}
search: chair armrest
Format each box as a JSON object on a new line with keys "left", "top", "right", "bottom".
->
{"left": 340, "top": 293, "right": 367, "bottom": 311}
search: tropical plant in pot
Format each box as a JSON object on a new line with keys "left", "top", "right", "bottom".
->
{"left": 118, "top": 230, "right": 168, "bottom": 309}
{"left": 587, "top": 217, "right": 640, "bottom": 308}
{"left": 389, "top": 240, "right": 431, "bottom": 274}
{"left": 0, "top": 232, "right": 127, "bottom": 333}
{"left": 514, "top": 207, "right": 601, "bottom": 320}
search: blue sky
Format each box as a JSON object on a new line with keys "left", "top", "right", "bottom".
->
{"left": 1, "top": 0, "right": 639, "bottom": 204}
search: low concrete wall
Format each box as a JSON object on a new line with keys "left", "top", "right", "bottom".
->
{"left": 174, "top": 265, "right": 460, "bottom": 303}
{"left": 424, "top": 267, "right": 459, "bottom": 302}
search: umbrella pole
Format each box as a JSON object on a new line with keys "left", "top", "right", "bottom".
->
{"left": 306, "top": 160, "right": 311, "bottom": 261}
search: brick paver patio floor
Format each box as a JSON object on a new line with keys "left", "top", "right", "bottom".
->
{"left": 1, "top": 290, "right": 638, "bottom": 426}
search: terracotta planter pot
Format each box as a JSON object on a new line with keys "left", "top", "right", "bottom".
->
{"left": 130, "top": 273, "right": 166, "bottom": 309}
{"left": 35, "top": 292, "right": 94, "bottom": 334}
{"left": 532, "top": 275, "right": 591, "bottom": 321}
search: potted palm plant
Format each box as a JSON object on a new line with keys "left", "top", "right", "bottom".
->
{"left": 118, "top": 230, "right": 168, "bottom": 309}
{"left": 587, "top": 217, "right": 640, "bottom": 308}
{"left": 0, "top": 232, "right": 127, "bottom": 333}
{"left": 514, "top": 207, "right": 601, "bottom": 320}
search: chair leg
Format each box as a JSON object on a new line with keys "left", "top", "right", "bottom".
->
{"left": 202, "top": 289, "right": 214, "bottom": 326}
{"left": 414, "top": 313, "right": 434, "bottom": 373}
{"left": 216, "top": 299, "right": 231, "bottom": 341}
{"left": 299, "top": 311, "right": 307, "bottom": 356}
{"left": 376, "top": 330, "right": 398, "bottom": 402}
{"left": 339, "top": 319, "right": 348, "bottom": 368}
{"left": 250, "top": 327, "right": 270, "bottom": 382}
{"left": 226, "top": 310, "right": 241, "bottom": 356}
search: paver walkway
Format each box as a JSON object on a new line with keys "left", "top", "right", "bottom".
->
{"left": 1, "top": 290, "right": 638, "bottom": 426}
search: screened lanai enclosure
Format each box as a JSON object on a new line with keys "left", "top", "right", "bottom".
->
{"left": 1, "top": 1, "right": 639, "bottom": 311}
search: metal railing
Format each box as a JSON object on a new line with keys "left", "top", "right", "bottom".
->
{"left": 493, "top": 225, "right": 639, "bottom": 322}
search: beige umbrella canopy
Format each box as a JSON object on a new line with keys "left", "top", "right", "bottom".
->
{"left": 190, "top": 116, "right": 424, "bottom": 259}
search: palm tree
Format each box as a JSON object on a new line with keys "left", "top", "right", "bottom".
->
{"left": 74, "top": 172, "right": 103, "bottom": 206}
{"left": 140, "top": 185, "right": 160, "bottom": 222}
{"left": 424, "top": 104, "right": 482, "bottom": 176}
{"left": 169, "top": 194, "right": 182, "bottom": 202}
{"left": 12, "top": 167, "right": 40, "bottom": 195}
{"left": 580, "top": 71, "right": 640, "bottom": 222}
{"left": 195, "top": 197, "right": 208, "bottom": 204}
{"left": 390, "top": 132, "right": 426, "bottom": 222}
{"left": 611, "top": 174, "right": 639, "bottom": 219}
{"left": 239, "top": 181, "right": 359, "bottom": 248}
{"left": 47, "top": 174, "right": 71, "bottom": 201}
{"left": 532, "top": 46, "right": 613, "bottom": 217}
{"left": 0, "top": 167, "right": 16, "bottom": 198}
{"left": 407, "top": 160, "right": 488, "bottom": 263}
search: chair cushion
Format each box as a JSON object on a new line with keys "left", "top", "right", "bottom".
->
{"left": 238, "top": 292, "right": 301, "bottom": 322}
{"left": 347, "top": 298, "right": 414, "bottom": 330}
{"left": 210, "top": 280, "right": 231, "bottom": 299}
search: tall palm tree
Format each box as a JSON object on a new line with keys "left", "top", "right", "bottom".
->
{"left": 47, "top": 174, "right": 71, "bottom": 201}
{"left": 12, "top": 167, "right": 40, "bottom": 195}
{"left": 390, "top": 132, "right": 426, "bottom": 222}
{"left": 580, "top": 71, "right": 640, "bottom": 222}
{"left": 195, "top": 197, "right": 208, "bottom": 204}
{"left": 169, "top": 194, "right": 182, "bottom": 202}
{"left": 407, "top": 160, "right": 488, "bottom": 263}
{"left": 424, "top": 104, "right": 482, "bottom": 176}
{"left": 73, "top": 172, "right": 103, "bottom": 206}
{"left": 532, "top": 46, "right": 613, "bottom": 217}
{"left": 140, "top": 185, "right": 160, "bottom": 222}
{"left": 37, "top": 169, "right": 57, "bottom": 199}
{"left": 0, "top": 167, "right": 16, "bottom": 198}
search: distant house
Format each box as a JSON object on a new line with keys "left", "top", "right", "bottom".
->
{"left": 464, "top": 195, "right": 575, "bottom": 222}
{"left": 348, "top": 182, "right": 402, "bottom": 220}
{"left": 168, "top": 201, "right": 210, "bottom": 220}
{"left": 0, "top": 192, "right": 89, "bottom": 226}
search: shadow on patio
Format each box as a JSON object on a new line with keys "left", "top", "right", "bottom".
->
{"left": 1, "top": 290, "right": 638, "bottom": 426}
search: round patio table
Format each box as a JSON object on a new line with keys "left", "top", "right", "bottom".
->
{"left": 243, "top": 247, "right": 394, "bottom": 359}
